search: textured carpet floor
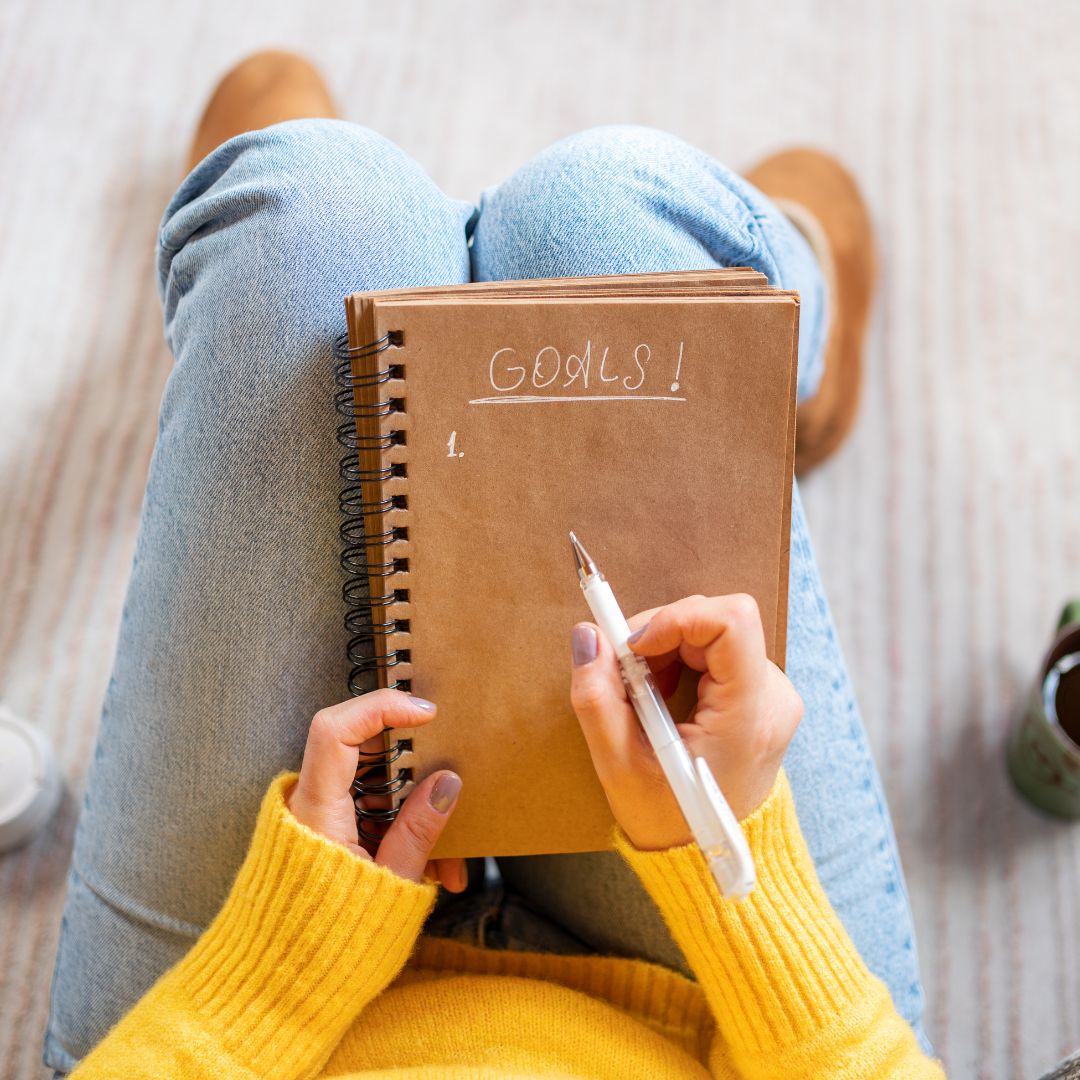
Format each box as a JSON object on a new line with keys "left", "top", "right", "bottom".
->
{"left": 2, "top": 2, "right": 1079, "bottom": 1077}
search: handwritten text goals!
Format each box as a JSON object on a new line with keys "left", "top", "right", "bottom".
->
{"left": 469, "top": 340, "right": 686, "bottom": 405}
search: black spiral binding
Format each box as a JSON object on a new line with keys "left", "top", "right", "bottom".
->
{"left": 334, "top": 329, "right": 413, "bottom": 843}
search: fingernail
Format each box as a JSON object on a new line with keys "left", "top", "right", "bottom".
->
{"left": 571, "top": 624, "right": 598, "bottom": 666}
{"left": 429, "top": 772, "right": 462, "bottom": 814}
{"left": 409, "top": 695, "right": 436, "bottom": 712}
{"left": 627, "top": 622, "right": 649, "bottom": 645}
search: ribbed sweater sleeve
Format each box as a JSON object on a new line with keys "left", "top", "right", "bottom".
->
{"left": 616, "top": 771, "right": 946, "bottom": 1080}
{"left": 71, "top": 773, "right": 436, "bottom": 1080}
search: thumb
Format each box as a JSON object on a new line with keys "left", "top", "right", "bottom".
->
{"left": 569, "top": 623, "right": 643, "bottom": 780}
{"left": 375, "top": 770, "right": 462, "bottom": 884}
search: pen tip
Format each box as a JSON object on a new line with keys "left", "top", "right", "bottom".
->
{"left": 569, "top": 531, "right": 598, "bottom": 580}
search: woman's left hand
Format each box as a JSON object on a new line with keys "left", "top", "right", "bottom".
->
{"left": 287, "top": 689, "right": 468, "bottom": 892}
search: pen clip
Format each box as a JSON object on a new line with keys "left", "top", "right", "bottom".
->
{"left": 693, "top": 756, "right": 756, "bottom": 900}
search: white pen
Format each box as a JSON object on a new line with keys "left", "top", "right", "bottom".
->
{"left": 569, "top": 532, "right": 755, "bottom": 900}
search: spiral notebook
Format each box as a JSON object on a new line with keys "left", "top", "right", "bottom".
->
{"left": 336, "top": 269, "right": 799, "bottom": 858}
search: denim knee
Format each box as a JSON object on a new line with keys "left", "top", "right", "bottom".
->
{"left": 472, "top": 124, "right": 827, "bottom": 396}
{"left": 472, "top": 124, "right": 780, "bottom": 282}
{"left": 157, "top": 118, "right": 472, "bottom": 364}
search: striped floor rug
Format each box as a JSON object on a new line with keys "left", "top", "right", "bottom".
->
{"left": 1, "top": 2, "right": 1078, "bottom": 1076}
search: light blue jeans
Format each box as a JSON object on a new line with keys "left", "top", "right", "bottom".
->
{"left": 44, "top": 122, "right": 928, "bottom": 1073}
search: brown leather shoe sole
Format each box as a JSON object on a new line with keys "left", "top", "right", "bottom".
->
{"left": 186, "top": 50, "right": 338, "bottom": 175}
{"left": 746, "top": 149, "right": 877, "bottom": 475}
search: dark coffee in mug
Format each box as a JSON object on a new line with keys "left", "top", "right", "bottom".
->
{"left": 1007, "top": 605, "right": 1080, "bottom": 819}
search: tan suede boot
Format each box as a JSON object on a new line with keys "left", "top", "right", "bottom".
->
{"left": 186, "top": 50, "right": 338, "bottom": 175}
{"left": 746, "top": 149, "right": 877, "bottom": 475}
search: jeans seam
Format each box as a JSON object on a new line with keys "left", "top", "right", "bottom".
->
{"left": 69, "top": 860, "right": 205, "bottom": 940}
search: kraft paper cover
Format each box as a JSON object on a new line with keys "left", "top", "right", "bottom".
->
{"left": 345, "top": 274, "right": 798, "bottom": 857}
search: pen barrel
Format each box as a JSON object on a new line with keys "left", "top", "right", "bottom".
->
{"left": 623, "top": 659, "right": 756, "bottom": 899}
{"left": 580, "top": 577, "right": 633, "bottom": 654}
{"left": 619, "top": 654, "right": 682, "bottom": 751}
{"left": 618, "top": 657, "right": 726, "bottom": 847}
{"left": 656, "top": 738, "right": 755, "bottom": 899}
{"left": 652, "top": 740, "right": 719, "bottom": 843}
{"left": 653, "top": 738, "right": 706, "bottom": 822}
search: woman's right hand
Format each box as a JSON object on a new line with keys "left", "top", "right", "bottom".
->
{"left": 570, "top": 593, "right": 804, "bottom": 851}
{"left": 287, "top": 689, "right": 467, "bottom": 892}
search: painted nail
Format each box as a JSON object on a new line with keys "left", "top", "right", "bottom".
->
{"left": 409, "top": 695, "right": 436, "bottom": 712}
{"left": 429, "top": 772, "right": 462, "bottom": 814}
{"left": 571, "top": 624, "right": 598, "bottom": 666}
{"left": 627, "top": 622, "right": 649, "bottom": 645}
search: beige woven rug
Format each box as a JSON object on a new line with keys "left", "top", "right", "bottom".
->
{"left": 2, "top": 2, "right": 1078, "bottom": 1076}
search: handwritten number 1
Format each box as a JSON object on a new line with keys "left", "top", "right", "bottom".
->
{"left": 447, "top": 431, "right": 464, "bottom": 458}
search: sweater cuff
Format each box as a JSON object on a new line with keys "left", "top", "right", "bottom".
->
{"left": 615, "top": 771, "right": 881, "bottom": 1059}
{"left": 173, "top": 774, "right": 436, "bottom": 1079}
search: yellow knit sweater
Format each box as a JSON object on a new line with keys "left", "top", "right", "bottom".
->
{"left": 72, "top": 772, "right": 944, "bottom": 1079}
